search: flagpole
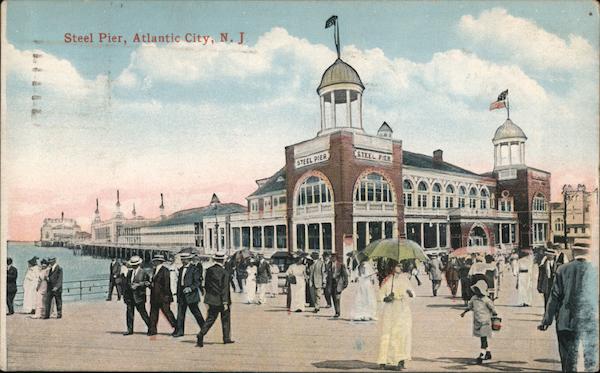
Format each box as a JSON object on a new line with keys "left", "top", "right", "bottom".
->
{"left": 506, "top": 97, "right": 510, "bottom": 119}
{"left": 335, "top": 19, "right": 341, "bottom": 58}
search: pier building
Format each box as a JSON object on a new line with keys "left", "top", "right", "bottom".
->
{"left": 39, "top": 212, "right": 83, "bottom": 245}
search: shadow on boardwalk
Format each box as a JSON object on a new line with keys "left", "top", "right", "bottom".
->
{"left": 312, "top": 360, "right": 380, "bottom": 370}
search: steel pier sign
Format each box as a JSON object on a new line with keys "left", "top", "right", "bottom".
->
{"left": 295, "top": 150, "right": 330, "bottom": 168}
{"left": 354, "top": 148, "right": 392, "bottom": 163}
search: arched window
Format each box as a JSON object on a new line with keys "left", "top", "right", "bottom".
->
{"left": 417, "top": 181, "right": 428, "bottom": 208}
{"left": 480, "top": 188, "right": 489, "bottom": 209}
{"left": 469, "top": 187, "right": 478, "bottom": 209}
{"left": 296, "top": 176, "right": 332, "bottom": 207}
{"left": 354, "top": 173, "right": 393, "bottom": 203}
{"left": 403, "top": 179, "right": 413, "bottom": 208}
{"left": 555, "top": 217, "right": 564, "bottom": 232}
{"left": 458, "top": 186, "right": 467, "bottom": 208}
{"left": 445, "top": 184, "right": 455, "bottom": 208}
{"left": 533, "top": 193, "right": 547, "bottom": 212}
{"left": 432, "top": 183, "right": 442, "bottom": 208}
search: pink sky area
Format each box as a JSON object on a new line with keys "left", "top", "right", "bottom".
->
{"left": 7, "top": 159, "right": 597, "bottom": 241}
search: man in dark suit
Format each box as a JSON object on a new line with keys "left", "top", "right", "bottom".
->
{"left": 172, "top": 253, "right": 205, "bottom": 337}
{"left": 44, "top": 257, "right": 63, "bottom": 319}
{"left": 323, "top": 252, "right": 333, "bottom": 308}
{"left": 122, "top": 255, "right": 151, "bottom": 335}
{"left": 6, "top": 258, "right": 17, "bottom": 315}
{"left": 148, "top": 255, "right": 177, "bottom": 336}
{"left": 329, "top": 254, "right": 349, "bottom": 318}
{"left": 539, "top": 246, "right": 598, "bottom": 372}
{"left": 107, "top": 257, "right": 122, "bottom": 301}
{"left": 196, "top": 251, "right": 233, "bottom": 347}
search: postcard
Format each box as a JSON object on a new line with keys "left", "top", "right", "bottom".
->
{"left": 1, "top": 1, "right": 598, "bottom": 372}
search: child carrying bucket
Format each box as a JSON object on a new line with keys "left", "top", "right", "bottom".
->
{"left": 460, "top": 280, "right": 500, "bottom": 364}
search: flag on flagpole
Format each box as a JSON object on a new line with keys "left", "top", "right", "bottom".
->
{"left": 489, "top": 89, "right": 508, "bottom": 111}
{"left": 325, "top": 15, "right": 337, "bottom": 28}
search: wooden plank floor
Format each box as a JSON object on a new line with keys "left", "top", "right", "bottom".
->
{"left": 6, "top": 272, "right": 562, "bottom": 372}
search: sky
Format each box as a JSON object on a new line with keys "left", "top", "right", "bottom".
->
{"left": 3, "top": 0, "right": 599, "bottom": 240}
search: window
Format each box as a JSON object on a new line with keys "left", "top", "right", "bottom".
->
{"left": 276, "top": 225, "right": 287, "bottom": 248}
{"left": 297, "top": 176, "right": 332, "bottom": 207}
{"left": 355, "top": 173, "right": 393, "bottom": 203}
{"left": 250, "top": 199, "right": 259, "bottom": 212}
{"left": 264, "top": 198, "right": 271, "bottom": 211}
{"left": 533, "top": 194, "right": 547, "bottom": 212}
{"left": 252, "top": 226, "right": 262, "bottom": 248}
{"left": 499, "top": 199, "right": 513, "bottom": 212}
{"left": 296, "top": 224, "right": 305, "bottom": 250}
{"left": 432, "top": 183, "right": 441, "bottom": 209}
{"left": 417, "top": 181, "right": 428, "bottom": 208}
{"left": 469, "top": 187, "right": 478, "bottom": 209}
{"left": 458, "top": 186, "right": 466, "bottom": 208}
{"left": 264, "top": 226, "right": 274, "bottom": 248}
{"left": 308, "top": 223, "right": 320, "bottom": 251}
{"left": 403, "top": 179, "right": 413, "bottom": 207}
{"left": 480, "top": 188, "right": 489, "bottom": 209}
{"left": 445, "top": 184, "right": 455, "bottom": 208}
{"left": 322, "top": 223, "right": 332, "bottom": 252}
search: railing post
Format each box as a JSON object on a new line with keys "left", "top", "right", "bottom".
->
{"left": 80, "top": 281, "right": 82, "bottom": 300}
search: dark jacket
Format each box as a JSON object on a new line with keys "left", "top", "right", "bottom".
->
{"left": 150, "top": 265, "right": 173, "bottom": 304}
{"left": 204, "top": 263, "right": 231, "bottom": 306}
{"left": 6, "top": 265, "right": 18, "bottom": 293}
{"left": 110, "top": 261, "right": 121, "bottom": 280}
{"left": 330, "top": 261, "right": 348, "bottom": 293}
{"left": 542, "top": 259, "right": 598, "bottom": 332}
{"left": 256, "top": 259, "right": 272, "bottom": 284}
{"left": 48, "top": 264, "right": 63, "bottom": 292}
{"left": 177, "top": 265, "right": 201, "bottom": 305}
{"left": 124, "top": 267, "right": 149, "bottom": 305}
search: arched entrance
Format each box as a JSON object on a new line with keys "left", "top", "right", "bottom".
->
{"left": 468, "top": 225, "right": 489, "bottom": 246}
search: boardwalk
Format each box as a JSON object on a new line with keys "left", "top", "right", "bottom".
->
{"left": 6, "top": 270, "right": 562, "bottom": 372}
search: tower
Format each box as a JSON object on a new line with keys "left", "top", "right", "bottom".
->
{"left": 493, "top": 118, "right": 527, "bottom": 171}
{"left": 113, "top": 190, "right": 124, "bottom": 219}
{"left": 377, "top": 122, "right": 393, "bottom": 138}
{"left": 93, "top": 198, "right": 101, "bottom": 223}
{"left": 317, "top": 18, "right": 364, "bottom": 136}
{"left": 159, "top": 193, "right": 165, "bottom": 219}
{"left": 132, "top": 203, "right": 137, "bottom": 217}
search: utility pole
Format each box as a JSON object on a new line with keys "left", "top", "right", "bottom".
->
{"left": 562, "top": 184, "right": 573, "bottom": 251}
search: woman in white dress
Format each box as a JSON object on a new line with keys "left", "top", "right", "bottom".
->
{"left": 268, "top": 262, "right": 280, "bottom": 297}
{"left": 22, "top": 257, "right": 40, "bottom": 314}
{"left": 517, "top": 251, "right": 533, "bottom": 306}
{"left": 33, "top": 259, "right": 50, "bottom": 318}
{"left": 286, "top": 257, "right": 306, "bottom": 312}
{"left": 245, "top": 259, "right": 257, "bottom": 304}
{"left": 351, "top": 260, "right": 378, "bottom": 321}
{"left": 377, "top": 261, "right": 415, "bottom": 370}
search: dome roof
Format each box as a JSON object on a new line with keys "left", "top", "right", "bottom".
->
{"left": 317, "top": 58, "right": 364, "bottom": 92}
{"left": 493, "top": 118, "right": 527, "bottom": 142}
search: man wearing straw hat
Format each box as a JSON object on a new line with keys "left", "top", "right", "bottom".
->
{"left": 122, "top": 255, "right": 151, "bottom": 335}
{"left": 539, "top": 246, "right": 598, "bottom": 372}
{"left": 43, "top": 257, "right": 63, "bottom": 319}
{"left": 148, "top": 254, "right": 177, "bottom": 336}
{"left": 196, "top": 251, "right": 233, "bottom": 347}
{"left": 173, "top": 252, "right": 205, "bottom": 337}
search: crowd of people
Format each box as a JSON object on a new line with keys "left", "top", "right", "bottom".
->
{"left": 5, "top": 256, "right": 63, "bottom": 319}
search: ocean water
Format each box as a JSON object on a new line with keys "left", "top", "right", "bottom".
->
{"left": 6, "top": 242, "right": 114, "bottom": 305}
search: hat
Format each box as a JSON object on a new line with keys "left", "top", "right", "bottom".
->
{"left": 470, "top": 280, "right": 488, "bottom": 295}
{"left": 545, "top": 248, "right": 557, "bottom": 256}
{"left": 310, "top": 252, "right": 319, "bottom": 259}
{"left": 28, "top": 257, "right": 38, "bottom": 266}
{"left": 179, "top": 253, "right": 193, "bottom": 260}
{"left": 48, "top": 257, "right": 56, "bottom": 263}
{"left": 128, "top": 255, "right": 143, "bottom": 266}
{"left": 323, "top": 252, "right": 331, "bottom": 258}
{"left": 41, "top": 258, "right": 48, "bottom": 265}
{"left": 212, "top": 251, "right": 227, "bottom": 261}
{"left": 151, "top": 254, "right": 166, "bottom": 263}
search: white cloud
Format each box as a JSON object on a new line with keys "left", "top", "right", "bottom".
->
{"left": 459, "top": 8, "right": 597, "bottom": 71}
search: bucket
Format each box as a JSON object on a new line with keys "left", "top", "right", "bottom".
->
{"left": 491, "top": 316, "right": 502, "bottom": 331}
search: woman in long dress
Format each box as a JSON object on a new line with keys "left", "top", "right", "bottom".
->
{"left": 517, "top": 251, "right": 533, "bottom": 306}
{"left": 33, "top": 259, "right": 50, "bottom": 318}
{"left": 286, "top": 257, "right": 306, "bottom": 312}
{"left": 268, "top": 262, "right": 279, "bottom": 297}
{"left": 245, "top": 259, "right": 257, "bottom": 304}
{"left": 22, "top": 258, "right": 40, "bottom": 314}
{"left": 351, "top": 260, "right": 378, "bottom": 321}
{"left": 377, "top": 261, "right": 415, "bottom": 370}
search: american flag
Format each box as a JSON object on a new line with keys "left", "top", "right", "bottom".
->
{"left": 489, "top": 89, "right": 508, "bottom": 111}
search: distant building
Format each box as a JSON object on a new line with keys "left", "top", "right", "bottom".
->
{"left": 40, "top": 212, "right": 82, "bottom": 244}
{"left": 550, "top": 184, "right": 598, "bottom": 247}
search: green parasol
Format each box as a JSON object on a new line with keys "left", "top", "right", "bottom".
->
{"left": 364, "top": 238, "right": 429, "bottom": 262}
